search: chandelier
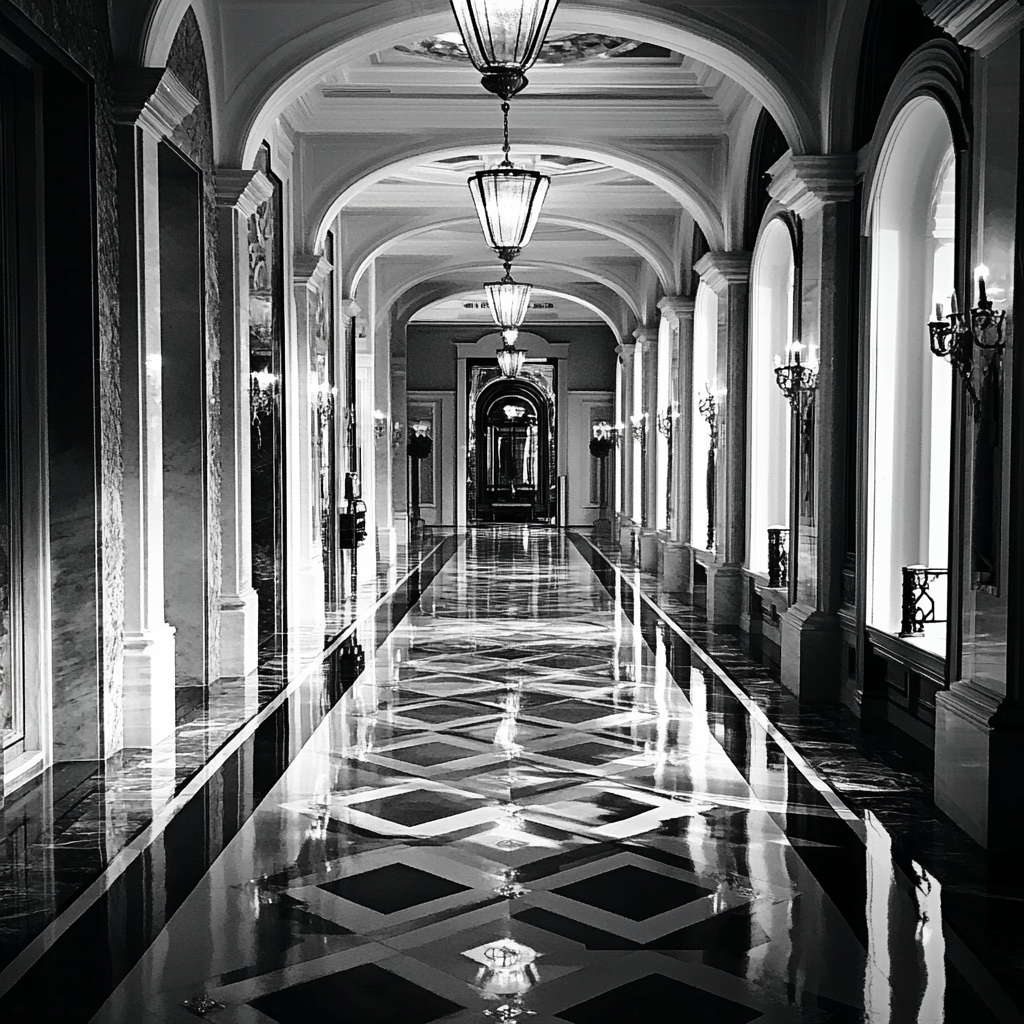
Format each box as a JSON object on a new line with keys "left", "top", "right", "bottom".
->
{"left": 468, "top": 101, "right": 550, "bottom": 265}
{"left": 449, "top": 0, "right": 561, "bottom": 100}
{"left": 497, "top": 333, "right": 527, "bottom": 378}
{"left": 486, "top": 266, "right": 533, "bottom": 331}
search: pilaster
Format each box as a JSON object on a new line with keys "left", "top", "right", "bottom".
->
{"left": 658, "top": 297, "right": 695, "bottom": 591}
{"left": 768, "top": 154, "right": 857, "bottom": 699}
{"left": 616, "top": 339, "right": 637, "bottom": 557}
{"left": 634, "top": 325, "right": 659, "bottom": 571}
{"left": 293, "top": 252, "right": 333, "bottom": 639}
{"left": 214, "top": 168, "right": 273, "bottom": 679}
{"left": 694, "top": 252, "right": 752, "bottom": 625}
{"left": 113, "top": 70, "right": 198, "bottom": 746}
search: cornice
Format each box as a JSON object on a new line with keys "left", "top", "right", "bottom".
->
{"left": 919, "top": 0, "right": 1024, "bottom": 55}
{"left": 693, "top": 251, "right": 752, "bottom": 294}
{"left": 113, "top": 68, "right": 198, "bottom": 140}
{"left": 294, "top": 253, "right": 333, "bottom": 292}
{"left": 767, "top": 154, "right": 858, "bottom": 217}
{"left": 215, "top": 169, "right": 274, "bottom": 217}
{"left": 657, "top": 296, "right": 696, "bottom": 322}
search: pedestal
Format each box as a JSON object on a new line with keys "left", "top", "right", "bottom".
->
{"left": 935, "top": 683, "right": 1024, "bottom": 850}
{"left": 639, "top": 530, "right": 660, "bottom": 572}
{"left": 705, "top": 562, "right": 744, "bottom": 626}
{"left": 780, "top": 603, "right": 842, "bottom": 701}
{"left": 218, "top": 587, "right": 258, "bottom": 678}
{"left": 123, "top": 623, "right": 177, "bottom": 747}
{"left": 662, "top": 541, "right": 692, "bottom": 594}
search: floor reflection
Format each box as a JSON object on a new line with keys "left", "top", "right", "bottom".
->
{"left": 83, "top": 529, "right": 1013, "bottom": 1023}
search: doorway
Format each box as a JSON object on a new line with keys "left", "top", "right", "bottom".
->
{"left": 474, "top": 378, "right": 551, "bottom": 523}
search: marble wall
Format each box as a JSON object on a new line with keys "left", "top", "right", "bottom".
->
{"left": 167, "top": 9, "right": 223, "bottom": 684}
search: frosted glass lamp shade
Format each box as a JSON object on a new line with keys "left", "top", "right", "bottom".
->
{"left": 469, "top": 167, "right": 550, "bottom": 264}
{"left": 486, "top": 275, "right": 533, "bottom": 329}
{"left": 497, "top": 342, "right": 527, "bottom": 378}
{"left": 449, "top": 0, "right": 561, "bottom": 98}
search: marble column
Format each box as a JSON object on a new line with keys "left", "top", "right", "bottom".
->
{"left": 693, "top": 252, "right": 752, "bottom": 625}
{"left": 658, "top": 297, "right": 695, "bottom": 591}
{"left": 114, "top": 69, "right": 197, "bottom": 746}
{"left": 634, "top": 326, "right": 660, "bottom": 571}
{"left": 214, "top": 169, "right": 272, "bottom": 680}
{"left": 337, "top": 299, "right": 360, "bottom": 599}
{"left": 293, "top": 254, "right": 332, "bottom": 643}
{"left": 768, "top": 155, "right": 857, "bottom": 699}
{"left": 616, "top": 339, "right": 637, "bottom": 556}
{"left": 390, "top": 315, "right": 409, "bottom": 547}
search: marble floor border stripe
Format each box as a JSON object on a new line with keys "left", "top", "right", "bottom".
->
{"left": 0, "top": 534, "right": 463, "bottom": 1004}
{"left": 571, "top": 533, "right": 1024, "bottom": 1024}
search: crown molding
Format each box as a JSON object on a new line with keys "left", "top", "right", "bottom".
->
{"left": 113, "top": 68, "right": 198, "bottom": 140}
{"left": 215, "top": 169, "right": 274, "bottom": 217}
{"left": 767, "top": 154, "right": 858, "bottom": 217}
{"left": 693, "top": 251, "right": 752, "bottom": 293}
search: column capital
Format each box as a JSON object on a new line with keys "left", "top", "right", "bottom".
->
{"left": 767, "top": 154, "right": 857, "bottom": 217}
{"left": 633, "top": 325, "right": 659, "bottom": 348}
{"left": 341, "top": 298, "right": 362, "bottom": 319}
{"left": 615, "top": 338, "right": 637, "bottom": 362}
{"left": 693, "top": 251, "right": 752, "bottom": 294}
{"left": 919, "top": 0, "right": 1024, "bottom": 54}
{"left": 113, "top": 68, "right": 198, "bottom": 140}
{"left": 657, "top": 296, "right": 695, "bottom": 323}
{"left": 294, "top": 252, "right": 333, "bottom": 292}
{"left": 215, "top": 169, "right": 273, "bottom": 217}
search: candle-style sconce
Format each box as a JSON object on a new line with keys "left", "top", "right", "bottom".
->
{"left": 773, "top": 341, "right": 818, "bottom": 410}
{"left": 629, "top": 412, "right": 648, "bottom": 442}
{"left": 315, "top": 382, "right": 337, "bottom": 423}
{"left": 698, "top": 383, "right": 722, "bottom": 551}
{"left": 250, "top": 369, "right": 279, "bottom": 422}
{"left": 372, "top": 409, "right": 388, "bottom": 439}
{"left": 592, "top": 421, "right": 621, "bottom": 445}
{"left": 929, "top": 268, "right": 1006, "bottom": 412}
{"left": 391, "top": 419, "right": 404, "bottom": 451}
{"left": 656, "top": 403, "right": 677, "bottom": 438}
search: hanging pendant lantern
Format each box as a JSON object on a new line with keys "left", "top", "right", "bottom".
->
{"left": 497, "top": 333, "right": 527, "bottom": 378}
{"left": 468, "top": 101, "right": 550, "bottom": 264}
{"left": 449, "top": 0, "right": 561, "bottom": 100}
{"left": 486, "top": 266, "right": 533, "bottom": 330}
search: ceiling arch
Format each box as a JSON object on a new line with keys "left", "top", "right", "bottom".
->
{"left": 164, "top": 0, "right": 821, "bottom": 166}
{"left": 310, "top": 138, "right": 723, "bottom": 251}
{"left": 395, "top": 281, "right": 626, "bottom": 341}
{"left": 345, "top": 214, "right": 676, "bottom": 297}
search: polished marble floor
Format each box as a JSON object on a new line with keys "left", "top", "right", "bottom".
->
{"left": 2, "top": 529, "right": 1019, "bottom": 1022}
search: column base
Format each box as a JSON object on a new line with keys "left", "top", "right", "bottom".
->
{"left": 393, "top": 512, "right": 409, "bottom": 548}
{"left": 704, "top": 561, "right": 743, "bottom": 626}
{"left": 639, "top": 530, "right": 660, "bottom": 572}
{"left": 661, "top": 539, "right": 690, "bottom": 593}
{"left": 376, "top": 525, "right": 397, "bottom": 566}
{"left": 218, "top": 587, "right": 259, "bottom": 679}
{"left": 123, "top": 623, "right": 177, "bottom": 747}
{"left": 619, "top": 521, "right": 639, "bottom": 562}
{"left": 780, "top": 604, "right": 842, "bottom": 701}
{"left": 935, "top": 682, "right": 1024, "bottom": 850}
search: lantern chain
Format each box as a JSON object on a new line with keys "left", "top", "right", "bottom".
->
{"left": 501, "top": 100, "right": 512, "bottom": 167}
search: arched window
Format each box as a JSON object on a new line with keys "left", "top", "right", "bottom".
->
{"left": 747, "top": 218, "right": 795, "bottom": 574}
{"left": 691, "top": 282, "right": 719, "bottom": 548}
{"left": 867, "top": 97, "right": 955, "bottom": 648}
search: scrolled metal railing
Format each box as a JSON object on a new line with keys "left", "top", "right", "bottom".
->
{"left": 767, "top": 526, "right": 789, "bottom": 589}
{"left": 898, "top": 565, "right": 948, "bottom": 637}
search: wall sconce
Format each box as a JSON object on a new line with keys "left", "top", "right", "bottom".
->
{"left": 372, "top": 409, "right": 388, "bottom": 439}
{"left": 629, "top": 412, "right": 648, "bottom": 442}
{"left": 697, "top": 383, "right": 721, "bottom": 449}
{"left": 411, "top": 420, "right": 432, "bottom": 438}
{"left": 250, "top": 368, "right": 279, "bottom": 424}
{"left": 656, "top": 403, "right": 677, "bottom": 438}
{"left": 929, "top": 268, "right": 1006, "bottom": 412}
{"left": 773, "top": 341, "right": 818, "bottom": 410}
{"left": 391, "top": 419, "right": 404, "bottom": 450}
{"left": 315, "top": 381, "right": 337, "bottom": 422}
{"left": 592, "top": 421, "right": 620, "bottom": 445}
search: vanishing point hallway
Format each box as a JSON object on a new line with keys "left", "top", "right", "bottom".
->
{"left": 78, "top": 529, "right": 976, "bottom": 1023}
